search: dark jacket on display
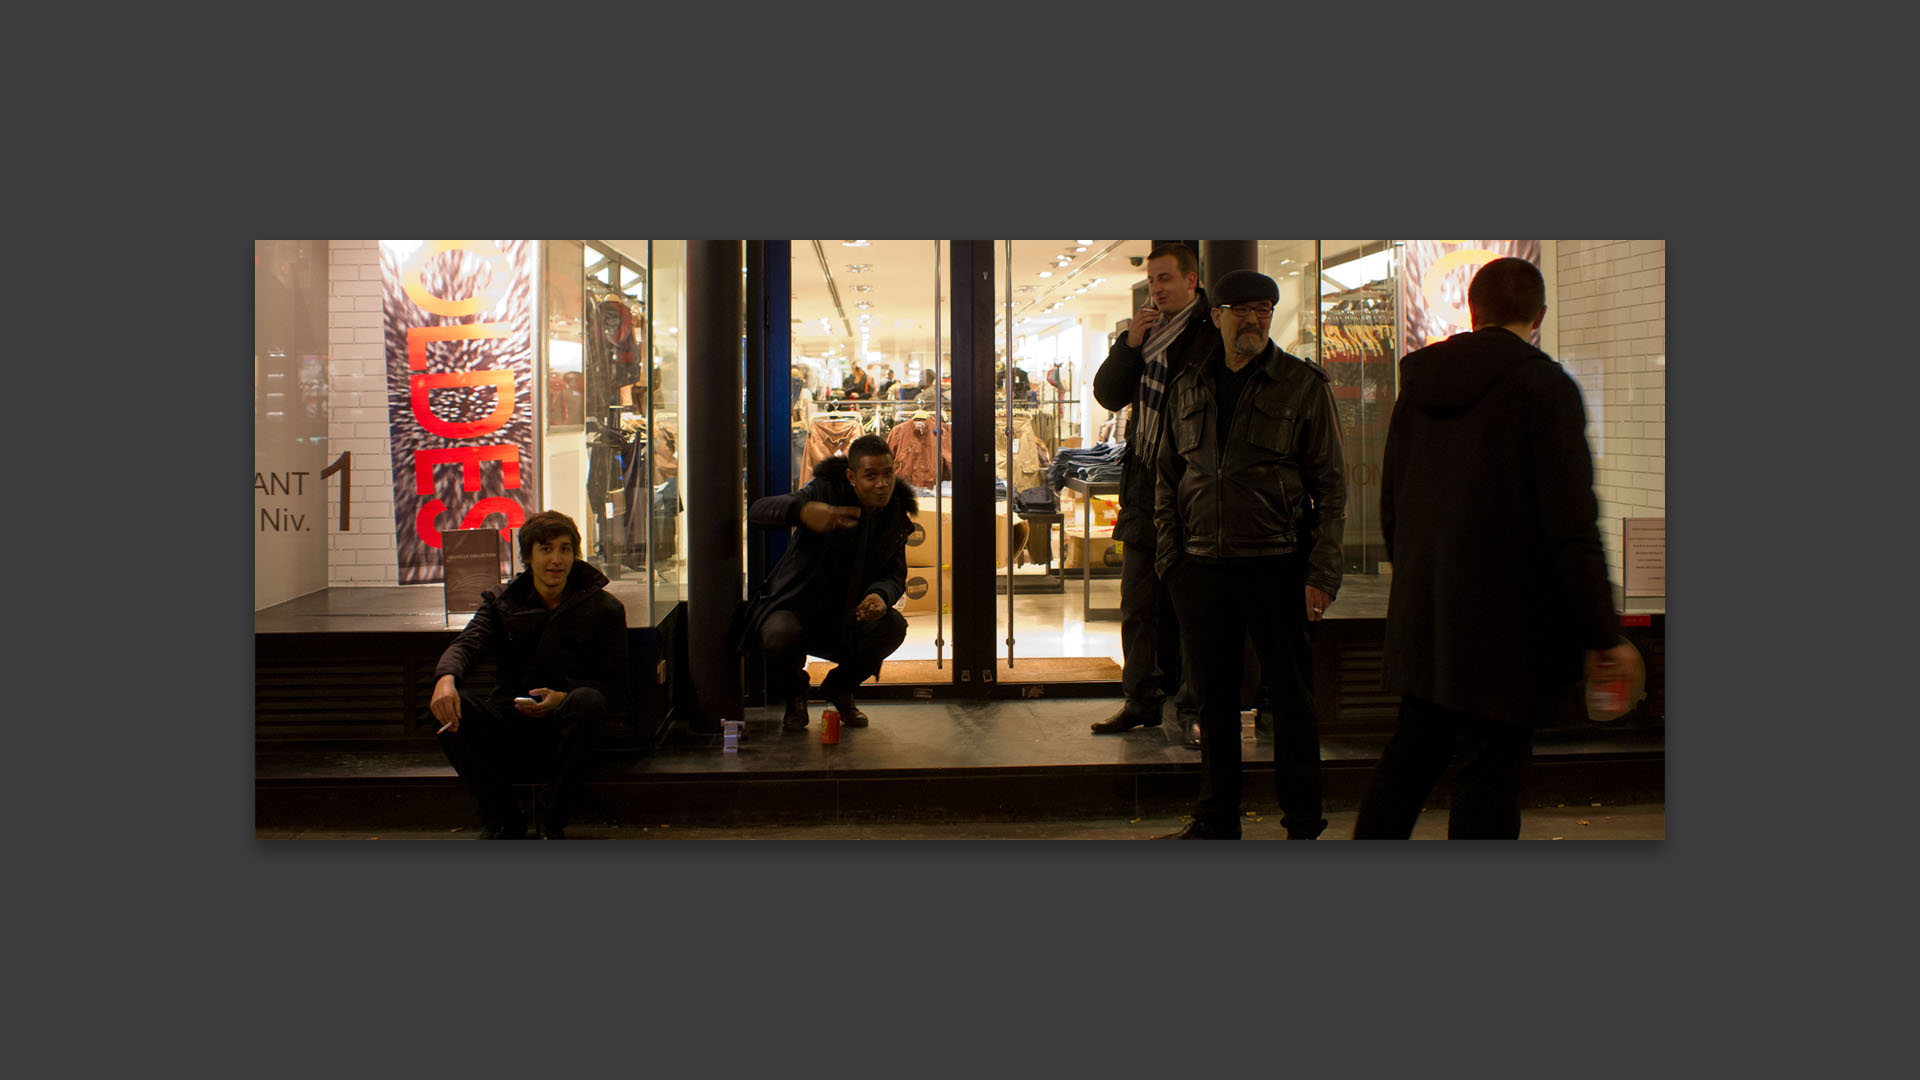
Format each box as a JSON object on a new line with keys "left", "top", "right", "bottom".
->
{"left": 434, "top": 560, "right": 630, "bottom": 714}
{"left": 1154, "top": 340, "right": 1347, "bottom": 597}
{"left": 732, "top": 456, "right": 918, "bottom": 653}
{"left": 1091, "top": 287, "right": 1213, "bottom": 545}
{"left": 1380, "top": 327, "right": 1620, "bottom": 723}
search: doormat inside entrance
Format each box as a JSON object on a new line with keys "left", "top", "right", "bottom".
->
{"left": 807, "top": 656, "right": 1122, "bottom": 686}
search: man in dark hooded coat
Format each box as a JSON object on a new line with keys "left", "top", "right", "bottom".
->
{"left": 1355, "top": 257, "right": 1643, "bottom": 839}
{"left": 736, "top": 434, "right": 914, "bottom": 731}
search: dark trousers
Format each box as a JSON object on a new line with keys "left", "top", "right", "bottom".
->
{"left": 1167, "top": 555, "right": 1324, "bottom": 838}
{"left": 1119, "top": 540, "right": 1196, "bottom": 719}
{"left": 437, "top": 687, "right": 607, "bottom": 830}
{"left": 761, "top": 606, "right": 908, "bottom": 700}
{"left": 1352, "top": 695, "right": 1535, "bottom": 839}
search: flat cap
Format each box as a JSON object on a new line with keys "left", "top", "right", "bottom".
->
{"left": 1211, "top": 269, "right": 1280, "bottom": 306}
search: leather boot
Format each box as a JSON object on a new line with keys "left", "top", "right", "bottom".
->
{"left": 830, "top": 691, "right": 869, "bottom": 728}
{"left": 782, "top": 672, "right": 811, "bottom": 732}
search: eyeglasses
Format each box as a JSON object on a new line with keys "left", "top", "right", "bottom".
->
{"left": 1218, "top": 303, "right": 1275, "bottom": 318}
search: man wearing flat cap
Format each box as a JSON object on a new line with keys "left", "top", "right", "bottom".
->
{"left": 1152, "top": 269, "right": 1346, "bottom": 839}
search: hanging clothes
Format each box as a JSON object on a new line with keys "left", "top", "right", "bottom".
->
{"left": 800, "top": 416, "right": 864, "bottom": 474}
{"left": 995, "top": 411, "right": 1050, "bottom": 495}
{"left": 885, "top": 414, "right": 954, "bottom": 491}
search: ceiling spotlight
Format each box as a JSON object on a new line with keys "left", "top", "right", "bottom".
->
{"left": 851, "top": 284, "right": 873, "bottom": 293}
{"left": 842, "top": 240, "right": 871, "bottom": 247}
{"left": 1038, "top": 271, "right": 1053, "bottom": 278}
{"left": 846, "top": 264, "right": 871, "bottom": 273}
{"left": 1075, "top": 246, "right": 1087, "bottom": 253}
{"left": 1076, "top": 240, "right": 1092, "bottom": 246}
{"left": 855, "top": 301, "right": 873, "bottom": 309}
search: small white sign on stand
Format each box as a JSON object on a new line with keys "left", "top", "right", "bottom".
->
{"left": 1623, "top": 517, "right": 1665, "bottom": 598}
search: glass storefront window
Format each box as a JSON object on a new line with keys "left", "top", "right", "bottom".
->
{"left": 991, "top": 240, "right": 1148, "bottom": 671}
{"left": 789, "top": 240, "right": 948, "bottom": 657}
{"left": 536, "top": 239, "right": 685, "bottom": 623}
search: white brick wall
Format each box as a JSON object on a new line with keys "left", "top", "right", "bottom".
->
{"left": 327, "top": 240, "right": 400, "bottom": 585}
{"left": 1557, "top": 240, "right": 1665, "bottom": 595}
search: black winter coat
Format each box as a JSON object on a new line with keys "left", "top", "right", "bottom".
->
{"left": 732, "top": 456, "right": 918, "bottom": 653}
{"left": 1380, "top": 327, "right": 1619, "bottom": 722}
{"left": 1091, "top": 288, "right": 1213, "bottom": 546}
{"left": 434, "top": 560, "right": 630, "bottom": 714}
{"left": 1154, "top": 342, "right": 1347, "bottom": 598}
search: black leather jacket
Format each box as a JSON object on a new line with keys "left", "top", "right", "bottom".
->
{"left": 1090, "top": 287, "right": 1211, "bottom": 546}
{"left": 1153, "top": 342, "right": 1347, "bottom": 597}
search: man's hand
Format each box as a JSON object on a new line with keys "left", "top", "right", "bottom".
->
{"left": 430, "top": 674, "right": 461, "bottom": 733}
{"left": 1306, "top": 585, "right": 1334, "bottom": 622}
{"left": 800, "top": 501, "right": 862, "bottom": 534}
{"left": 1125, "top": 303, "right": 1162, "bottom": 348}
{"left": 854, "top": 593, "right": 887, "bottom": 622}
{"left": 516, "top": 687, "right": 567, "bottom": 717}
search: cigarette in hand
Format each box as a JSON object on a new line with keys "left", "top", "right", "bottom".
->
{"left": 437, "top": 721, "right": 454, "bottom": 734}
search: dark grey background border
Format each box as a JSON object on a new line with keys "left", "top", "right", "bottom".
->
{"left": 26, "top": 18, "right": 1847, "bottom": 1076}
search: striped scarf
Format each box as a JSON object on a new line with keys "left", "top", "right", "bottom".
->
{"left": 1132, "top": 294, "right": 1198, "bottom": 472}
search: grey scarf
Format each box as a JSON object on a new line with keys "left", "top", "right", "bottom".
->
{"left": 1132, "top": 295, "right": 1198, "bottom": 471}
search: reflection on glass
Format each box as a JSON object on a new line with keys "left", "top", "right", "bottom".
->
{"left": 789, "top": 241, "right": 946, "bottom": 659}
{"left": 571, "top": 241, "right": 653, "bottom": 597}
{"left": 991, "top": 241, "right": 1144, "bottom": 669}
{"left": 647, "top": 241, "right": 685, "bottom": 607}
{"left": 1317, "top": 241, "right": 1396, "bottom": 574}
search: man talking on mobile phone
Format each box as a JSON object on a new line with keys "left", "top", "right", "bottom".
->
{"left": 428, "top": 510, "right": 629, "bottom": 839}
{"left": 1088, "top": 243, "right": 1213, "bottom": 746}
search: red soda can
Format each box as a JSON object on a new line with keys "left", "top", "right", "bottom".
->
{"left": 821, "top": 708, "right": 841, "bottom": 744}
{"left": 1587, "top": 678, "right": 1628, "bottom": 722}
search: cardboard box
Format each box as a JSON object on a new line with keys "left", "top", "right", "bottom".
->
{"left": 904, "top": 509, "right": 953, "bottom": 568}
{"left": 898, "top": 565, "right": 952, "bottom": 614}
{"left": 1063, "top": 533, "right": 1123, "bottom": 570}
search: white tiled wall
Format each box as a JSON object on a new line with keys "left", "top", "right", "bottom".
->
{"left": 1555, "top": 240, "right": 1665, "bottom": 593}
{"left": 327, "top": 240, "right": 400, "bottom": 585}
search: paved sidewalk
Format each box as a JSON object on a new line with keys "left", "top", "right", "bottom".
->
{"left": 257, "top": 801, "right": 1664, "bottom": 840}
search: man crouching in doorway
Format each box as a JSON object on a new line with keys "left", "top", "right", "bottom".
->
{"left": 736, "top": 434, "right": 914, "bottom": 732}
{"left": 429, "top": 511, "right": 629, "bottom": 839}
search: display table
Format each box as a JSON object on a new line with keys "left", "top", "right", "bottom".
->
{"left": 1065, "top": 478, "right": 1122, "bottom": 621}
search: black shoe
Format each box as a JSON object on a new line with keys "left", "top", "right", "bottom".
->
{"left": 830, "top": 692, "right": 868, "bottom": 728}
{"left": 782, "top": 673, "right": 811, "bottom": 731}
{"left": 1181, "top": 713, "right": 1203, "bottom": 749}
{"left": 1253, "top": 709, "right": 1274, "bottom": 739}
{"left": 782, "top": 695, "right": 809, "bottom": 732}
{"left": 1153, "top": 819, "right": 1241, "bottom": 840}
{"left": 479, "top": 815, "right": 528, "bottom": 840}
{"left": 1091, "top": 706, "right": 1161, "bottom": 734}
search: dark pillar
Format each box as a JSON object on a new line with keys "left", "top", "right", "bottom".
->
{"left": 949, "top": 241, "right": 996, "bottom": 694}
{"left": 742, "top": 241, "right": 790, "bottom": 706}
{"left": 685, "top": 240, "right": 745, "bottom": 732}
{"left": 1200, "top": 240, "right": 1258, "bottom": 294}
{"left": 745, "top": 241, "right": 793, "bottom": 584}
